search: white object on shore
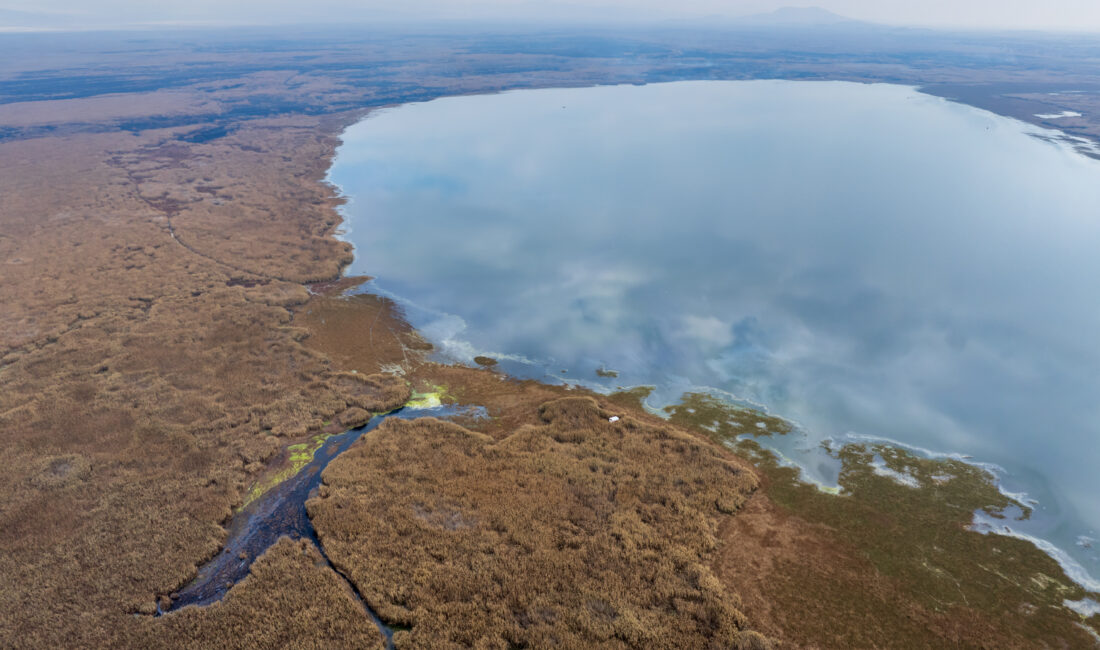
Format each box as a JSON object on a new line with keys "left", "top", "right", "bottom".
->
{"left": 608, "top": 416, "right": 620, "bottom": 423}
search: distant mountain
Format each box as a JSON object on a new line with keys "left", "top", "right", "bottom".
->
{"left": 733, "top": 6, "right": 863, "bottom": 27}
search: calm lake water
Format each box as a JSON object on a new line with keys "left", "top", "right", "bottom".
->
{"left": 330, "top": 80, "right": 1100, "bottom": 586}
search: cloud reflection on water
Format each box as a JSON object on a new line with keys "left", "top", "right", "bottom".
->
{"left": 333, "top": 80, "right": 1100, "bottom": 581}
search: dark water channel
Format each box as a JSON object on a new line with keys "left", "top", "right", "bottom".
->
{"left": 161, "top": 405, "right": 474, "bottom": 646}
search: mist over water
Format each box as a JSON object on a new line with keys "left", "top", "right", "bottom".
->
{"left": 331, "top": 80, "right": 1100, "bottom": 582}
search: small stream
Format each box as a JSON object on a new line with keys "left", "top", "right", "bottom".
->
{"left": 160, "top": 405, "right": 478, "bottom": 646}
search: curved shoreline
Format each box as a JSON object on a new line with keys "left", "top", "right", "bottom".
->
{"left": 8, "top": 33, "right": 1100, "bottom": 647}
{"left": 322, "top": 80, "right": 1100, "bottom": 600}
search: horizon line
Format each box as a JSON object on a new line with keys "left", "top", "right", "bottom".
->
{"left": 2, "top": 18, "right": 1100, "bottom": 37}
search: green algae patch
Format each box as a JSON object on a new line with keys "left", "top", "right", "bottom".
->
{"left": 595, "top": 367, "right": 619, "bottom": 378}
{"left": 472, "top": 356, "right": 497, "bottom": 367}
{"left": 664, "top": 392, "right": 792, "bottom": 440}
{"left": 732, "top": 436, "right": 1100, "bottom": 644}
{"left": 406, "top": 383, "right": 454, "bottom": 410}
{"left": 239, "top": 433, "right": 330, "bottom": 510}
{"left": 406, "top": 392, "right": 442, "bottom": 409}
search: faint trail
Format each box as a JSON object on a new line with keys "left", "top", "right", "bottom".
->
{"left": 107, "top": 153, "right": 336, "bottom": 286}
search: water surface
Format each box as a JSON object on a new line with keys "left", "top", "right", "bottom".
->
{"left": 167, "top": 404, "right": 473, "bottom": 630}
{"left": 331, "top": 80, "right": 1100, "bottom": 584}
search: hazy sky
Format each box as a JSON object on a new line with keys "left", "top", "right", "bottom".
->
{"left": 2, "top": 0, "right": 1099, "bottom": 32}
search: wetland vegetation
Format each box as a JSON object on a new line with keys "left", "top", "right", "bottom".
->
{"left": 332, "top": 80, "right": 1100, "bottom": 597}
{"left": 308, "top": 396, "right": 769, "bottom": 649}
{"left": 5, "top": 22, "right": 1100, "bottom": 649}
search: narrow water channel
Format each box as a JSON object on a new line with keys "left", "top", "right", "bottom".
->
{"left": 160, "top": 405, "right": 478, "bottom": 647}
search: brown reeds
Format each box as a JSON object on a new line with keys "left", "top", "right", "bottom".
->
{"left": 308, "top": 396, "right": 771, "bottom": 649}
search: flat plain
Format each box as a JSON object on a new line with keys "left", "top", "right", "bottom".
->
{"left": 1, "top": 26, "right": 1098, "bottom": 647}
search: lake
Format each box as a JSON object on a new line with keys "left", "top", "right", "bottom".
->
{"left": 329, "top": 80, "right": 1100, "bottom": 587}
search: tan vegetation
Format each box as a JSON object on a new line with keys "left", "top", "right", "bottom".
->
{"left": 409, "top": 364, "right": 579, "bottom": 437}
{"left": 0, "top": 89, "right": 220, "bottom": 128}
{"left": 124, "top": 538, "right": 386, "bottom": 649}
{"left": 294, "top": 280, "right": 432, "bottom": 376}
{"left": 667, "top": 400, "right": 1100, "bottom": 648}
{"left": 308, "top": 396, "right": 771, "bottom": 649}
{"left": 3, "top": 32, "right": 1100, "bottom": 649}
{"left": 0, "top": 110, "right": 411, "bottom": 646}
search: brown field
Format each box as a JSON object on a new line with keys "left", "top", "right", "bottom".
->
{"left": 308, "top": 396, "right": 768, "bottom": 649}
{"left": 0, "top": 107, "right": 415, "bottom": 645}
{"left": 3, "top": 28, "right": 1100, "bottom": 649}
{"left": 126, "top": 538, "right": 387, "bottom": 649}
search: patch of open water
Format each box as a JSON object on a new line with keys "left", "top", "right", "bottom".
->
{"left": 330, "top": 80, "right": 1100, "bottom": 589}
{"left": 163, "top": 404, "right": 481, "bottom": 647}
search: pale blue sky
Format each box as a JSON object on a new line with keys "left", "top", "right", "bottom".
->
{"left": 1, "top": 0, "right": 1098, "bottom": 32}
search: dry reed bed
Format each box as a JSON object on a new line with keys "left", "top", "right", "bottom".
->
{"left": 0, "top": 114, "right": 413, "bottom": 646}
{"left": 309, "top": 396, "right": 774, "bottom": 649}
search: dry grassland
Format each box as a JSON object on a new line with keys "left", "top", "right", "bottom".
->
{"left": 126, "top": 538, "right": 386, "bottom": 649}
{"left": 0, "top": 113, "right": 411, "bottom": 646}
{"left": 294, "top": 280, "right": 433, "bottom": 375}
{"left": 308, "top": 396, "right": 773, "bottom": 649}
{"left": 4, "top": 40, "right": 1100, "bottom": 648}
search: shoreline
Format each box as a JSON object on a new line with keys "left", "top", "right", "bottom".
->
{"left": 7, "top": 31, "right": 1100, "bottom": 647}
{"left": 316, "top": 79, "right": 1100, "bottom": 605}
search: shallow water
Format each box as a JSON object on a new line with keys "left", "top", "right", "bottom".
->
{"left": 330, "top": 80, "right": 1100, "bottom": 584}
{"left": 166, "top": 404, "right": 475, "bottom": 639}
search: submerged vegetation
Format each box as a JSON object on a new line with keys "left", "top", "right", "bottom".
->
{"left": 405, "top": 385, "right": 451, "bottom": 410}
{"left": 605, "top": 385, "right": 656, "bottom": 411}
{"left": 665, "top": 392, "right": 792, "bottom": 439}
{"left": 757, "top": 438, "right": 1100, "bottom": 644}
{"left": 665, "top": 390, "right": 1100, "bottom": 646}
{"left": 6, "top": 27, "right": 1100, "bottom": 649}
{"left": 238, "top": 433, "right": 333, "bottom": 509}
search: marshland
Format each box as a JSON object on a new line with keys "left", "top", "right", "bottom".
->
{"left": 4, "top": 20, "right": 1100, "bottom": 649}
